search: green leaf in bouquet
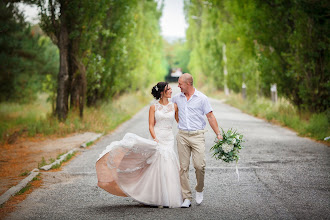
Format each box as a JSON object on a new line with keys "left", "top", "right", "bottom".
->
{"left": 211, "top": 127, "right": 244, "bottom": 163}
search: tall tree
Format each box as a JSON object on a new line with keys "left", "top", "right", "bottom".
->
{"left": 85, "top": 0, "right": 166, "bottom": 105}
{"left": 0, "top": 1, "right": 58, "bottom": 103}
{"left": 249, "top": 0, "right": 329, "bottom": 112}
{"left": 37, "top": 0, "right": 110, "bottom": 119}
{"left": 185, "top": 0, "right": 329, "bottom": 112}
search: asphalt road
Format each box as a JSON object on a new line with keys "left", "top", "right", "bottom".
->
{"left": 7, "top": 84, "right": 330, "bottom": 220}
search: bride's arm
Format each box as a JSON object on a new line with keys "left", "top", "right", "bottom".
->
{"left": 174, "top": 103, "right": 179, "bottom": 123}
{"left": 149, "top": 105, "right": 158, "bottom": 142}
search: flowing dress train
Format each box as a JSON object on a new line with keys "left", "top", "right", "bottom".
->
{"left": 96, "top": 102, "right": 182, "bottom": 208}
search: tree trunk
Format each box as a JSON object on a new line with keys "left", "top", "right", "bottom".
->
{"left": 69, "top": 41, "right": 78, "bottom": 110}
{"left": 71, "top": 54, "right": 87, "bottom": 118}
{"left": 55, "top": 9, "right": 70, "bottom": 121}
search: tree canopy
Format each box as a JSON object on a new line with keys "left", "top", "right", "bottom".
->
{"left": 2, "top": 0, "right": 328, "bottom": 119}
{"left": 36, "top": 0, "right": 166, "bottom": 119}
{"left": 0, "top": 1, "right": 58, "bottom": 103}
{"left": 185, "top": 0, "right": 329, "bottom": 113}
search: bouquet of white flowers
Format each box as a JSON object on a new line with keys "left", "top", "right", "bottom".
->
{"left": 211, "top": 128, "right": 244, "bottom": 163}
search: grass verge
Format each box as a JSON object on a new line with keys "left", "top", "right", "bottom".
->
{"left": 0, "top": 174, "right": 42, "bottom": 219}
{"left": 0, "top": 90, "right": 151, "bottom": 143}
{"left": 14, "top": 174, "right": 41, "bottom": 196}
{"left": 201, "top": 88, "right": 329, "bottom": 143}
{"left": 50, "top": 151, "right": 76, "bottom": 170}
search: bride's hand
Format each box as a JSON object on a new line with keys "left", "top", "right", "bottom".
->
{"left": 217, "top": 134, "right": 223, "bottom": 140}
{"left": 153, "top": 138, "right": 159, "bottom": 143}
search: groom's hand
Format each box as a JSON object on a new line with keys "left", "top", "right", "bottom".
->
{"left": 217, "top": 134, "right": 223, "bottom": 140}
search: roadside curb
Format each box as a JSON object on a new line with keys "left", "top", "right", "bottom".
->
{"left": 40, "top": 133, "right": 103, "bottom": 170}
{"left": 40, "top": 149, "right": 78, "bottom": 171}
{"left": 0, "top": 169, "right": 39, "bottom": 206}
{"left": 0, "top": 133, "right": 103, "bottom": 206}
{"left": 80, "top": 133, "right": 103, "bottom": 148}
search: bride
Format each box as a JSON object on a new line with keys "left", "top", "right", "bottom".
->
{"left": 96, "top": 82, "right": 183, "bottom": 208}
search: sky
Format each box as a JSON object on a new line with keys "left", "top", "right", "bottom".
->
{"left": 19, "top": 0, "right": 188, "bottom": 38}
{"left": 159, "top": 0, "right": 188, "bottom": 38}
{"left": 17, "top": 3, "right": 39, "bottom": 24}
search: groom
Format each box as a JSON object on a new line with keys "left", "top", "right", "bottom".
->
{"left": 172, "top": 73, "right": 222, "bottom": 208}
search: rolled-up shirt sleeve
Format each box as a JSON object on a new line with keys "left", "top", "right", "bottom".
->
{"left": 202, "top": 97, "right": 213, "bottom": 115}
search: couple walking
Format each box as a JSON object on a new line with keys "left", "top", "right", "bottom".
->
{"left": 96, "top": 73, "right": 222, "bottom": 208}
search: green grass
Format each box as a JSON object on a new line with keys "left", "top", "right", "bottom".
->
{"left": 15, "top": 183, "right": 32, "bottom": 196}
{"left": 36, "top": 151, "right": 77, "bottom": 170}
{"left": 203, "top": 88, "right": 329, "bottom": 142}
{"left": 50, "top": 151, "right": 76, "bottom": 169}
{"left": 56, "top": 152, "right": 65, "bottom": 160}
{"left": 86, "top": 141, "right": 93, "bottom": 147}
{"left": 304, "top": 113, "right": 330, "bottom": 140}
{"left": 38, "top": 156, "right": 57, "bottom": 169}
{"left": 38, "top": 157, "right": 47, "bottom": 169}
{"left": 15, "top": 174, "right": 41, "bottom": 196}
{"left": 32, "top": 175, "right": 41, "bottom": 181}
{"left": 50, "top": 163, "right": 61, "bottom": 170}
{"left": 0, "top": 90, "right": 151, "bottom": 143}
{"left": 19, "top": 170, "right": 30, "bottom": 176}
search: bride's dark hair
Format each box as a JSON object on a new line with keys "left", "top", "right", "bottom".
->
{"left": 151, "top": 82, "right": 168, "bottom": 100}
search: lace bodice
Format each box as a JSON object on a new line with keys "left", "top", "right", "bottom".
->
{"left": 154, "top": 102, "right": 175, "bottom": 130}
{"left": 152, "top": 101, "right": 176, "bottom": 151}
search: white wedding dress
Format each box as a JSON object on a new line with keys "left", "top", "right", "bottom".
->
{"left": 96, "top": 102, "right": 182, "bottom": 208}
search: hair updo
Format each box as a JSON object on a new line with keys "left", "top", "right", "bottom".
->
{"left": 151, "top": 82, "right": 168, "bottom": 100}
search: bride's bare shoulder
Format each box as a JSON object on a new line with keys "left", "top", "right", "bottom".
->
{"left": 149, "top": 104, "right": 156, "bottom": 111}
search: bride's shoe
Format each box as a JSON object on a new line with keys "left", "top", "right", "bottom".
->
{"left": 181, "top": 199, "right": 191, "bottom": 208}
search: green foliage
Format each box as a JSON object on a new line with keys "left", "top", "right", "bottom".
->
{"left": 0, "top": 88, "right": 150, "bottom": 143}
{"left": 249, "top": 0, "right": 330, "bottom": 113}
{"left": 32, "top": 175, "right": 41, "bottom": 181}
{"left": 50, "top": 163, "right": 61, "bottom": 170}
{"left": 0, "top": 2, "right": 59, "bottom": 103}
{"left": 20, "top": 170, "right": 30, "bottom": 176}
{"left": 39, "top": 36, "right": 59, "bottom": 111}
{"left": 2, "top": 0, "right": 165, "bottom": 121}
{"left": 50, "top": 151, "right": 76, "bottom": 169}
{"left": 185, "top": 0, "right": 329, "bottom": 113}
{"left": 224, "top": 92, "right": 329, "bottom": 141}
{"left": 84, "top": 0, "right": 166, "bottom": 105}
{"left": 38, "top": 157, "right": 47, "bottom": 169}
{"left": 15, "top": 183, "right": 31, "bottom": 196}
{"left": 210, "top": 128, "right": 244, "bottom": 163}
{"left": 86, "top": 141, "right": 93, "bottom": 147}
{"left": 305, "top": 113, "right": 330, "bottom": 140}
{"left": 163, "top": 39, "right": 191, "bottom": 73}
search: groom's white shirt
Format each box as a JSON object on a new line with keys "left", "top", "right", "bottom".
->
{"left": 172, "top": 89, "right": 213, "bottom": 131}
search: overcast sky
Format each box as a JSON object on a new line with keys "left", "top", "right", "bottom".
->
{"left": 19, "top": 0, "right": 188, "bottom": 38}
{"left": 159, "top": 0, "right": 188, "bottom": 38}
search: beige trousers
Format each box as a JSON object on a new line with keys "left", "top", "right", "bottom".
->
{"left": 176, "top": 130, "right": 206, "bottom": 201}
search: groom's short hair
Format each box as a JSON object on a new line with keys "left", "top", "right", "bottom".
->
{"left": 181, "top": 73, "right": 193, "bottom": 86}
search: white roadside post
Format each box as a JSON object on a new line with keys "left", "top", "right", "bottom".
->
{"left": 242, "top": 82, "right": 247, "bottom": 100}
{"left": 271, "top": 84, "right": 277, "bottom": 103}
